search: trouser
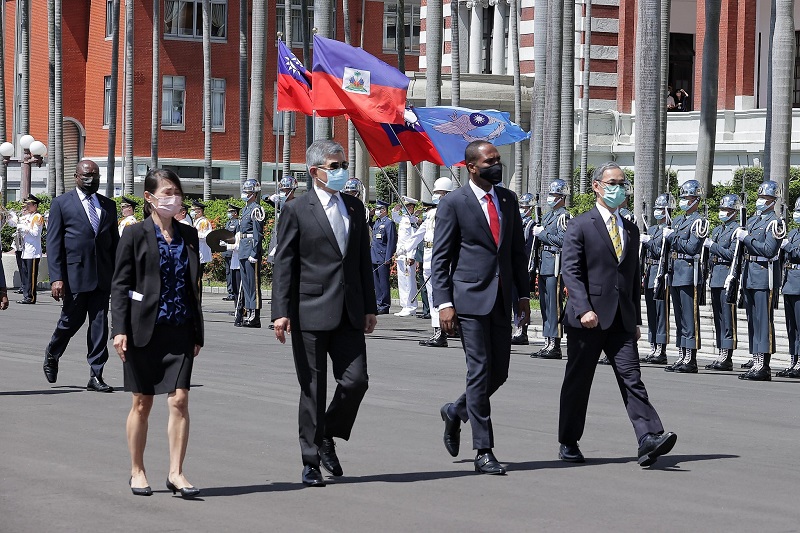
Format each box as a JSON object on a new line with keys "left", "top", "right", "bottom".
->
{"left": 744, "top": 288, "right": 775, "bottom": 354}
{"left": 559, "top": 311, "right": 664, "bottom": 445}
{"left": 292, "top": 312, "right": 369, "bottom": 467}
{"left": 46, "top": 289, "right": 111, "bottom": 378}
{"left": 784, "top": 294, "right": 800, "bottom": 356}
{"left": 224, "top": 255, "right": 235, "bottom": 296}
{"left": 451, "top": 288, "right": 510, "bottom": 450}
{"left": 14, "top": 251, "right": 23, "bottom": 289}
{"left": 373, "top": 262, "right": 391, "bottom": 312}
{"left": 396, "top": 257, "right": 417, "bottom": 311}
{"left": 710, "top": 287, "right": 736, "bottom": 350}
{"left": 645, "top": 287, "right": 669, "bottom": 344}
{"left": 20, "top": 257, "right": 39, "bottom": 302}
{"left": 670, "top": 284, "right": 700, "bottom": 349}
{"left": 239, "top": 257, "right": 261, "bottom": 310}
{"left": 229, "top": 267, "right": 241, "bottom": 300}
{"left": 423, "top": 249, "right": 439, "bottom": 328}
{"left": 417, "top": 263, "right": 429, "bottom": 316}
{"left": 538, "top": 274, "right": 562, "bottom": 338}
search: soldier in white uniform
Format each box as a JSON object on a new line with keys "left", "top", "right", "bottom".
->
{"left": 192, "top": 199, "right": 213, "bottom": 266}
{"left": 392, "top": 196, "right": 420, "bottom": 317}
{"left": 117, "top": 196, "right": 138, "bottom": 236}
{"left": 14, "top": 195, "right": 44, "bottom": 304}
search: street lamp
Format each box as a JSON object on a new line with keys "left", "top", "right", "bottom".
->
{"left": 19, "top": 135, "right": 47, "bottom": 199}
{"left": 0, "top": 142, "right": 13, "bottom": 206}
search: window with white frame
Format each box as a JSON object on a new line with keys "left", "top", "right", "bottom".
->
{"left": 162, "top": 75, "right": 186, "bottom": 128}
{"left": 103, "top": 76, "right": 112, "bottom": 126}
{"left": 211, "top": 78, "right": 225, "bottom": 130}
{"left": 276, "top": 1, "right": 334, "bottom": 46}
{"left": 384, "top": 2, "right": 421, "bottom": 53}
{"left": 164, "top": 0, "right": 227, "bottom": 40}
{"left": 105, "top": 0, "right": 114, "bottom": 38}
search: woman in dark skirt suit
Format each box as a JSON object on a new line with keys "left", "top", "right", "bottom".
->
{"left": 111, "top": 169, "right": 204, "bottom": 498}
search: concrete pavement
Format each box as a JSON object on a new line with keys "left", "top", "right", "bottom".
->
{"left": 1, "top": 293, "right": 799, "bottom": 532}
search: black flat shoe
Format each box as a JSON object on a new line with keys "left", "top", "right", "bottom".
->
{"left": 302, "top": 465, "right": 326, "bottom": 487}
{"left": 129, "top": 477, "right": 152, "bottom": 496}
{"left": 638, "top": 432, "right": 678, "bottom": 467}
{"left": 166, "top": 479, "right": 200, "bottom": 498}
{"left": 559, "top": 443, "right": 585, "bottom": 463}
{"left": 474, "top": 452, "right": 506, "bottom": 475}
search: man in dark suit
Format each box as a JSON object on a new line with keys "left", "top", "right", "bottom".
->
{"left": 271, "top": 140, "right": 377, "bottom": 487}
{"left": 557, "top": 161, "right": 676, "bottom": 466}
{"left": 432, "top": 141, "right": 530, "bottom": 475}
{"left": 44, "top": 159, "right": 120, "bottom": 392}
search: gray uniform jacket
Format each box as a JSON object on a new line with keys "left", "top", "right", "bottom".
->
{"left": 708, "top": 221, "right": 738, "bottom": 288}
{"left": 538, "top": 207, "right": 570, "bottom": 276}
{"left": 741, "top": 211, "right": 782, "bottom": 290}
{"left": 781, "top": 228, "right": 800, "bottom": 295}
{"left": 642, "top": 223, "right": 665, "bottom": 289}
{"left": 239, "top": 202, "right": 265, "bottom": 260}
{"left": 667, "top": 211, "right": 704, "bottom": 287}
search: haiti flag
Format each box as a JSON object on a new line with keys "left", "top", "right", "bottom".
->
{"left": 277, "top": 40, "right": 313, "bottom": 115}
{"left": 312, "top": 35, "right": 409, "bottom": 124}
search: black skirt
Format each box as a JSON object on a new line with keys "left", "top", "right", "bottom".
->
{"left": 123, "top": 323, "right": 195, "bottom": 395}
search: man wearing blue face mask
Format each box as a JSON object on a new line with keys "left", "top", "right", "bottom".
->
{"left": 232, "top": 179, "right": 266, "bottom": 327}
{"left": 661, "top": 180, "right": 707, "bottom": 373}
{"left": 266, "top": 176, "right": 299, "bottom": 264}
{"left": 734, "top": 180, "right": 785, "bottom": 381}
{"left": 530, "top": 179, "right": 571, "bottom": 359}
{"left": 777, "top": 197, "right": 800, "bottom": 378}
{"left": 703, "top": 194, "right": 742, "bottom": 371}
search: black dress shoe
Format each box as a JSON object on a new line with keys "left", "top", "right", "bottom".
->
{"left": 87, "top": 376, "right": 114, "bottom": 393}
{"left": 43, "top": 353, "right": 58, "bottom": 384}
{"left": 538, "top": 346, "right": 563, "bottom": 360}
{"left": 741, "top": 359, "right": 754, "bottom": 369}
{"left": 16, "top": 299, "right": 34, "bottom": 304}
{"left": 129, "top": 477, "right": 152, "bottom": 496}
{"left": 319, "top": 438, "right": 343, "bottom": 477}
{"left": 647, "top": 354, "right": 668, "bottom": 365}
{"left": 424, "top": 330, "right": 448, "bottom": 348}
{"left": 302, "top": 465, "right": 326, "bottom": 487}
{"left": 440, "top": 403, "right": 461, "bottom": 457}
{"left": 706, "top": 361, "right": 733, "bottom": 371}
{"left": 663, "top": 361, "right": 679, "bottom": 372}
{"left": 673, "top": 362, "right": 698, "bottom": 373}
{"left": 775, "top": 367, "right": 793, "bottom": 377}
{"left": 242, "top": 318, "right": 261, "bottom": 328}
{"left": 510, "top": 334, "right": 529, "bottom": 346}
{"left": 166, "top": 479, "right": 201, "bottom": 498}
{"left": 597, "top": 355, "right": 611, "bottom": 365}
{"left": 221, "top": 294, "right": 235, "bottom": 301}
{"left": 474, "top": 452, "right": 506, "bottom": 475}
{"left": 789, "top": 368, "right": 800, "bottom": 379}
{"left": 14, "top": 288, "right": 23, "bottom": 294}
{"left": 559, "top": 443, "right": 585, "bottom": 463}
{"left": 376, "top": 309, "right": 390, "bottom": 315}
{"left": 637, "top": 431, "right": 677, "bottom": 466}
{"left": 738, "top": 367, "right": 772, "bottom": 381}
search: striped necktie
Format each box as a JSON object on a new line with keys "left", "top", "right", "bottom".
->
{"left": 608, "top": 216, "right": 622, "bottom": 261}
{"left": 85, "top": 195, "right": 100, "bottom": 235}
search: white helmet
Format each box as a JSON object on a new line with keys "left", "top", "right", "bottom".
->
{"left": 433, "top": 177, "right": 454, "bottom": 193}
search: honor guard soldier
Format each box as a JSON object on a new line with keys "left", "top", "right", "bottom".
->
{"left": 192, "top": 200, "right": 213, "bottom": 266}
{"left": 512, "top": 192, "right": 536, "bottom": 345}
{"left": 662, "top": 179, "right": 708, "bottom": 373}
{"left": 531, "top": 179, "right": 571, "bottom": 359}
{"left": 266, "top": 176, "right": 298, "bottom": 263}
{"left": 734, "top": 180, "right": 785, "bottom": 381}
{"left": 233, "top": 179, "right": 266, "bottom": 328}
{"left": 392, "top": 196, "right": 420, "bottom": 317}
{"left": 778, "top": 198, "right": 800, "bottom": 378}
{"left": 343, "top": 178, "right": 373, "bottom": 224}
{"left": 117, "top": 196, "right": 138, "bottom": 236}
{"left": 640, "top": 194, "right": 674, "bottom": 364}
{"left": 703, "top": 194, "right": 741, "bottom": 371}
{"left": 15, "top": 195, "right": 44, "bottom": 304}
{"left": 371, "top": 199, "right": 397, "bottom": 314}
{"left": 222, "top": 204, "right": 241, "bottom": 301}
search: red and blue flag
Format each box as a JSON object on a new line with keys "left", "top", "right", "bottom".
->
{"left": 277, "top": 39, "right": 313, "bottom": 115}
{"left": 351, "top": 112, "right": 444, "bottom": 167}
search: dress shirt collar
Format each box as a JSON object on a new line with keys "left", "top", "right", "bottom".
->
{"left": 76, "top": 188, "right": 94, "bottom": 203}
{"left": 596, "top": 201, "right": 621, "bottom": 226}
{"left": 314, "top": 183, "right": 341, "bottom": 206}
{"left": 468, "top": 178, "right": 497, "bottom": 205}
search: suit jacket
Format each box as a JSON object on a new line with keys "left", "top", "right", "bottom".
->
{"left": 561, "top": 206, "right": 642, "bottom": 332}
{"left": 46, "top": 189, "right": 119, "bottom": 293}
{"left": 431, "top": 183, "right": 528, "bottom": 317}
{"left": 270, "top": 190, "right": 377, "bottom": 331}
{"left": 110, "top": 217, "right": 204, "bottom": 347}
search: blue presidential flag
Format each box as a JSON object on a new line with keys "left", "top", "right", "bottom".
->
{"left": 412, "top": 106, "right": 530, "bottom": 167}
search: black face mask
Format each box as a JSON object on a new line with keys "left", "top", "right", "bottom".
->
{"left": 478, "top": 163, "right": 503, "bottom": 185}
{"left": 78, "top": 175, "right": 100, "bottom": 195}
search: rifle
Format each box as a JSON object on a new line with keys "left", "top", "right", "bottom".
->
{"left": 698, "top": 202, "right": 710, "bottom": 306}
{"left": 527, "top": 193, "right": 543, "bottom": 282}
{"left": 653, "top": 208, "right": 671, "bottom": 301}
{"left": 724, "top": 161, "right": 748, "bottom": 306}
{"left": 639, "top": 200, "right": 649, "bottom": 288}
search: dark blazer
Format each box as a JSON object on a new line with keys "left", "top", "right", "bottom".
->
{"left": 561, "top": 206, "right": 642, "bottom": 332}
{"left": 431, "top": 183, "right": 528, "bottom": 316}
{"left": 270, "top": 190, "right": 377, "bottom": 331}
{"left": 47, "top": 189, "right": 119, "bottom": 293}
{"left": 110, "top": 217, "right": 204, "bottom": 347}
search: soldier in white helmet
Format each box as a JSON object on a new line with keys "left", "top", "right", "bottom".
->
{"left": 392, "top": 195, "right": 420, "bottom": 316}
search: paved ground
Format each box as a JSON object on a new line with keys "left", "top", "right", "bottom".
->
{"left": 2, "top": 293, "right": 800, "bottom": 532}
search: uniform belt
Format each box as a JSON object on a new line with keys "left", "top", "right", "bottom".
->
{"left": 424, "top": 241, "right": 433, "bottom": 249}
{"left": 542, "top": 246, "right": 561, "bottom": 253}
{"left": 243, "top": 233, "right": 254, "bottom": 238}
{"left": 710, "top": 257, "right": 731, "bottom": 266}
{"left": 645, "top": 258, "right": 659, "bottom": 266}
{"left": 671, "top": 252, "right": 697, "bottom": 260}
{"left": 786, "top": 263, "right": 800, "bottom": 270}
{"left": 744, "top": 254, "right": 773, "bottom": 262}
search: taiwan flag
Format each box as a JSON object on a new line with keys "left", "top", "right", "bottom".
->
{"left": 277, "top": 40, "right": 313, "bottom": 115}
{"left": 351, "top": 113, "right": 444, "bottom": 167}
{"left": 312, "top": 35, "right": 409, "bottom": 124}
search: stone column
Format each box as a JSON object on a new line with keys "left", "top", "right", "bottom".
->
{"left": 491, "top": 0, "right": 506, "bottom": 75}
{"left": 457, "top": 0, "right": 471, "bottom": 72}
{"left": 468, "top": 1, "right": 485, "bottom": 73}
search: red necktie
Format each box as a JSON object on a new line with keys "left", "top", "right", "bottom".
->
{"left": 485, "top": 193, "right": 500, "bottom": 246}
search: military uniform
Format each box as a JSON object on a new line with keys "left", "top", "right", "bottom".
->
{"left": 706, "top": 218, "right": 739, "bottom": 370}
{"left": 392, "top": 205, "right": 419, "bottom": 316}
{"left": 236, "top": 200, "right": 266, "bottom": 327}
{"left": 223, "top": 210, "right": 241, "bottom": 301}
{"left": 779, "top": 227, "right": 800, "bottom": 377}
{"left": 642, "top": 222, "right": 670, "bottom": 363}
{"left": 15, "top": 207, "right": 44, "bottom": 304}
{"left": 511, "top": 209, "right": 536, "bottom": 344}
{"left": 117, "top": 215, "right": 136, "bottom": 236}
{"left": 371, "top": 209, "right": 397, "bottom": 314}
{"left": 194, "top": 215, "right": 213, "bottom": 264}
{"left": 533, "top": 205, "right": 570, "bottom": 358}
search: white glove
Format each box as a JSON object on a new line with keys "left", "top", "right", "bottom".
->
{"left": 703, "top": 238, "right": 713, "bottom": 249}
{"left": 781, "top": 239, "right": 790, "bottom": 250}
{"left": 248, "top": 256, "right": 257, "bottom": 264}
{"left": 640, "top": 234, "right": 651, "bottom": 243}
{"left": 734, "top": 228, "right": 749, "bottom": 241}
{"left": 532, "top": 225, "right": 544, "bottom": 237}
{"left": 219, "top": 240, "right": 228, "bottom": 248}
{"left": 662, "top": 228, "right": 675, "bottom": 239}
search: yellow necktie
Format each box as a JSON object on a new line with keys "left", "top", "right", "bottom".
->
{"left": 608, "top": 217, "right": 622, "bottom": 261}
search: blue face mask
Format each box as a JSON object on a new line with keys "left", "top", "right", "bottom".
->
{"left": 320, "top": 167, "right": 349, "bottom": 192}
{"left": 718, "top": 211, "right": 733, "bottom": 222}
{"left": 241, "top": 193, "right": 250, "bottom": 200}
{"left": 653, "top": 209, "right": 665, "bottom": 220}
{"left": 755, "top": 198, "right": 773, "bottom": 212}
{"left": 793, "top": 212, "right": 800, "bottom": 224}
{"left": 601, "top": 184, "right": 626, "bottom": 209}
{"left": 547, "top": 195, "right": 559, "bottom": 208}
{"left": 432, "top": 193, "right": 442, "bottom": 205}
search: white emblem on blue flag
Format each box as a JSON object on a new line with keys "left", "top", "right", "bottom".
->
{"left": 342, "top": 67, "right": 370, "bottom": 95}
{"left": 432, "top": 111, "right": 507, "bottom": 142}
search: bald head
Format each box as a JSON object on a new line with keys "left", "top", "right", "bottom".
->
{"left": 75, "top": 159, "right": 100, "bottom": 195}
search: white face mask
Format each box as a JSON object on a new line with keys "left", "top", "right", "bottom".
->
{"left": 241, "top": 193, "right": 250, "bottom": 200}
{"left": 794, "top": 212, "right": 800, "bottom": 224}
{"left": 718, "top": 211, "right": 733, "bottom": 222}
{"left": 431, "top": 193, "right": 442, "bottom": 205}
{"left": 653, "top": 209, "right": 665, "bottom": 220}
{"left": 150, "top": 194, "right": 182, "bottom": 218}
{"left": 755, "top": 198, "right": 773, "bottom": 212}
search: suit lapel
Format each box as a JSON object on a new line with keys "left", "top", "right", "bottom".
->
{"left": 341, "top": 194, "right": 359, "bottom": 258}
{"left": 70, "top": 189, "right": 95, "bottom": 235}
{"left": 461, "top": 185, "right": 496, "bottom": 247}
{"left": 591, "top": 207, "right": 618, "bottom": 260}
{"left": 619, "top": 222, "right": 631, "bottom": 263}
{"left": 497, "top": 188, "right": 513, "bottom": 248}
{"left": 173, "top": 221, "right": 200, "bottom": 295}
{"left": 142, "top": 218, "right": 162, "bottom": 295}
{"left": 308, "top": 191, "right": 343, "bottom": 257}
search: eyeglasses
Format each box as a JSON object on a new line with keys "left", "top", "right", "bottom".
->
{"left": 319, "top": 161, "right": 349, "bottom": 171}
{"left": 77, "top": 171, "right": 99, "bottom": 177}
{"left": 598, "top": 180, "right": 625, "bottom": 187}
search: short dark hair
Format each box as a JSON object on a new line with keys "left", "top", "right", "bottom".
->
{"left": 592, "top": 161, "right": 623, "bottom": 183}
{"left": 464, "top": 140, "right": 493, "bottom": 165}
{"left": 143, "top": 168, "right": 184, "bottom": 217}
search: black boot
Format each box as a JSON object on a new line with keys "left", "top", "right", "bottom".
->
{"left": 243, "top": 309, "right": 262, "bottom": 328}
{"left": 649, "top": 344, "right": 668, "bottom": 365}
{"left": 674, "top": 349, "right": 698, "bottom": 373}
{"left": 707, "top": 348, "right": 733, "bottom": 371}
{"left": 511, "top": 326, "right": 529, "bottom": 345}
{"left": 426, "top": 328, "right": 448, "bottom": 348}
{"left": 738, "top": 353, "right": 771, "bottom": 381}
{"left": 640, "top": 344, "right": 657, "bottom": 363}
{"left": 539, "top": 338, "right": 563, "bottom": 359}
{"left": 531, "top": 337, "right": 552, "bottom": 358}
{"left": 776, "top": 354, "right": 797, "bottom": 377}
{"left": 664, "top": 348, "right": 685, "bottom": 372}
{"left": 741, "top": 357, "right": 754, "bottom": 369}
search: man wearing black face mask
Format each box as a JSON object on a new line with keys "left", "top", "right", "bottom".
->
{"left": 43, "top": 159, "right": 120, "bottom": 392}
{"left": 432, "top": 140, "right": 530, "bottom": 475}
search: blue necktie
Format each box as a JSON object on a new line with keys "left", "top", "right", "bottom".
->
{"left": 85, "top": 195, "right": 100, "bottom": 235}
